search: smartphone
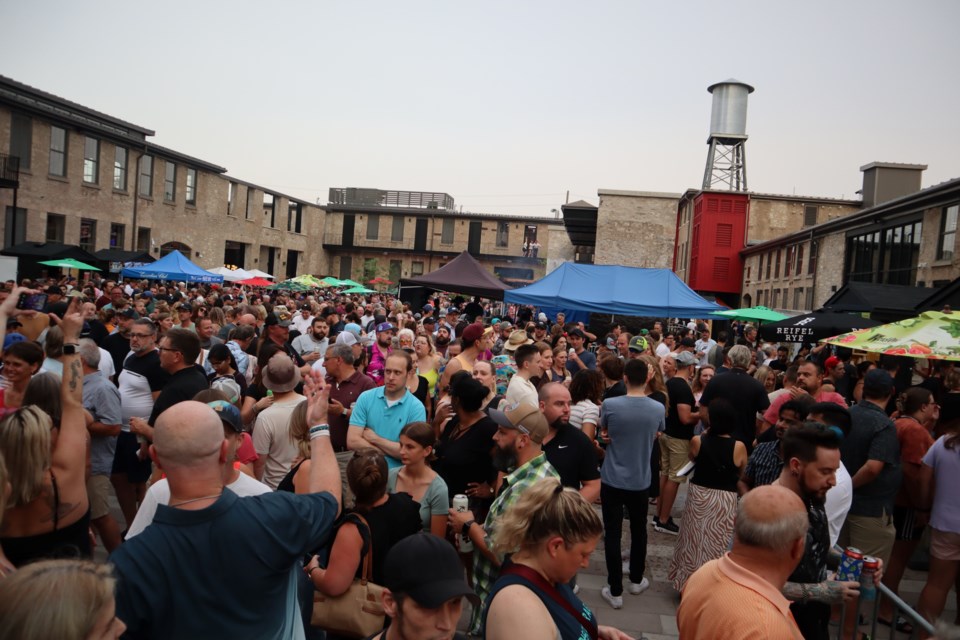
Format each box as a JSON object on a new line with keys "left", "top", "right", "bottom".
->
{"left": 16, "top": 292, "right": 47, "bottom": 311}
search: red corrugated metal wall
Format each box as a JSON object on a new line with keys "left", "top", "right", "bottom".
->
{"left": 688, "top": 192, "right": 749, "bottom": 293}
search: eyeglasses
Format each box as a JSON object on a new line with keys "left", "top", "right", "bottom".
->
{"left": 130, "top": 333, "right": 155, "bottom": 339}
{"left": 157, "top": 346, "right": 181, "bottom": 354}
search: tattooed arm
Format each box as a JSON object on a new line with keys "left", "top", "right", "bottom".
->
{"left": 782, "top": 579, "right": 860, "bottom": 604}
{"left": 51, "top": 297, "right": 89, "bottom": 481}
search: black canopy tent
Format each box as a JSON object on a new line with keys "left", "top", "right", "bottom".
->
{"left": 821, "top": 281, "right": 940, "bottom": 323}
{"left": 1, "top": 242, "right": 102, "bottom": 281}
{"left": 94, "top": 249, "right": 155, "bottom": 274}
{"left": 400, "top": 251, "right": 512, "bottom": 301}
{"left": 758, "top": 310, "right": 882, "bottom": 344}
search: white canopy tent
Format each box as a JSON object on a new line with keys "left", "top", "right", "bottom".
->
{"left": 207, "top": 266, "right": 254, "bottom": 282}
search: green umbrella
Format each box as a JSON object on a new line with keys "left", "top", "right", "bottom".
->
{"left": 824, "top": 311, "right": 960, "bottom": 361}
{"left": 712, "top": 305, "right": 788, "bottom": 323}
{"left": 39, "top": 258, "right": 101, "bottom": 271}
{"left": 339, "top": 279, "right": 363, "bottom": 289}
{"left": 321, "top": 277, "right": 343, "bottom": 287}
{"left": 341, "top": 286, "right": 376, "bottom": 294}
{"left": 291, "top": 274, "right": 327, "bottom": 288}
{"left": 267, "top": 279, "right": 311, "bottom": 292}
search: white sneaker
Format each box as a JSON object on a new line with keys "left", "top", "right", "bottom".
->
{"left": 601, "top": 585, "right": 623, "bottom": 609}
{"left": 628, "top": 577, "right": 650, "bottom": 595}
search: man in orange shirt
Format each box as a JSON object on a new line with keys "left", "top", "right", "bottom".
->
{"left": 677, "top": 485, "right": 807, "bottom": 639}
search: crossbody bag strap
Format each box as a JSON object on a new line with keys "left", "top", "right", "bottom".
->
{"left": 348, "top": 513, "right": 375, "bottom": 585}
{"left": 500, "top": 563, "right": 598, "bottom": 640}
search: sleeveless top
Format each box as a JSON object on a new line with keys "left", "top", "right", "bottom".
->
{"left": 276, "top": 458, "right": 306, "bottom": 494}
{"left": 419, "top": 365, "right": 439, "bottom": 399}
{"left": 484, "top": 562, "right": 598, "bottom": 640}
{"left": 2, "top": 470, "right": 92, "bottom": 566}
{"left": 691, "top": 434, "right": 739, "bottom": 492}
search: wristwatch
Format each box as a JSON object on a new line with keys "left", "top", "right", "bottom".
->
{"left": 63, "top": 343, "right": 80, "bottom": 355}
{"left": 461, "top": 520, "right": 475, "bottom": 537}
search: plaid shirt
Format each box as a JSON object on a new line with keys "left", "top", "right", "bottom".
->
{"left": 744, "top": 441, "right": 783, "bottom": 488}
{"left": 470, "top": 452, "right": 558, "bottom": 633}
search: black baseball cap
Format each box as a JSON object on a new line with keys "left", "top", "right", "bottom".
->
{"left": 383, "top": 534, "right": 479, "bottom": 607}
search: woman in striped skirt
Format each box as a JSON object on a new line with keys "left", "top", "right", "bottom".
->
{"left": 668, "top": 398, "right": 747, "bottom": 592}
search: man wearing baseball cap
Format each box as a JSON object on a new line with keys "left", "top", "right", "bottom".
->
{"left": 448, "top": 401, "right": 559, "bottom": 634}
{"left": 370, "top": 533, "right": 479, "bottom": 640}
{"left": 365, "top": 321, "right": 394, "bottom": 386}
{"left": 439, "top": 322, "right": 485, "bottom": 388}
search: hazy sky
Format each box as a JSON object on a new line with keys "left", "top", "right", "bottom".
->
{"left": 4, "top": 1, "right": 958, "bottom": 216}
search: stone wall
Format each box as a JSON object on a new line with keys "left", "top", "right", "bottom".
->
{"left": 594, "top": 190, "right": 680, "bottom": 268}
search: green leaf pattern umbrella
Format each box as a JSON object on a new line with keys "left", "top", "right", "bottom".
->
{"left": 712, "top": 305, "right": 788, "bottom": 323}
{"left": 824, "top": 311, "right": 960, "bottom": 361}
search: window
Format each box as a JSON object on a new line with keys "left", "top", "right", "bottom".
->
{"left": 366, "top": 214, "right": 379, "bottom": 240}
{"left": 805, "top": 288, "right": 814, "bottom": 310}
{"left": 774, "top": 249, "right": 782, "bottom": 278}
{"left": 388, "top": 260, "right": 402, "bottom": 283}
{"left": 391, "top": 216, "right": 404, "bottom": 242}
{"left": 793, "top": 288, "right": 804, "bottom": 310}
{"left": 808, "top": 239, "right": 819, "bottom": 275}
{"left": 46, "top": 213, "right": 65, "bottom": 243}
{"left": 804, "top": 205, "right": 818, "bottom": 227}
{"left": 294, "top": 203, "right": 303, "bottom": 233}
{"left": 227, "top": 182, "right": 236, "bottom": 215}
{"left": 846, "top": 221, "right": 922, "bottom": 285}
{"left": 110, "top": 223, "right": 125, "bottom": 249}
{"left": 796, "top": 244, "right": 804, "bottom": 275}
{"left": 287, "top": 202, "right": 302, "bottom": 233}
{"left": 245, "top": 187, "right": 253, "bottom": 219}
{"left": 746, "top": 265, "right": 752, "bottom": 281}
{"left": 83, "top": 136, "right": 99, "bottom": 184}
{"left": 765, "top": 252, "right": 772, "bottom": 279}
{"left": 784, "top": 246, "right": 793, "bottom": 277}
{"left": 772, "top": 289, "right": 780, "bottom": 308}
{"left": 113, "top": 146, "right": 128, "bottom": 191}
{"left": 4, "top": 207, "right": 26, "bottom": 248}
{"left": 49, "top": 126, "right": 67, "bottom": 177}
{"left": 496, "top": 222, "right": 509, "bottom": 248}
{"left": 411, "top": 261, "right": 424, "bottom": 276}
{"left": 441, "top": 218, "right": 454, "bottom": 244}
{"left": 185, "top": 168, "right": 197, "bottom": 205}
{"left": 137, "top": 226, "right": 151, "bottom": 252}
{"left": 264, "top": 193, "right": 275, "bottom": 227}
{"left": 339, "top": 256, "right": 352, "bottom": 280}
{"left": 139, "top": 155, "right": 153, "bottom": 197}
{"left": 164, "top": 162, "right": 176, "bottom": 202}
{"left": 79, "top": 218, "right": 97, "bottom": 252}
{"left": 9, "top": 113, "right": 32, "bottom": 170}
{"left": 362, "top": 258, "right": 377, "bottom": 282}
{"left": 758, "top": 254, "right": 764, "bottom": 281}
{"left": 937, "top": 204, "right": 958, "bottom": 261}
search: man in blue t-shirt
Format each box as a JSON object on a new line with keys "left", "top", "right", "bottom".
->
{"left": 565, "top": 328, "right": 597, "bottom": 375}
{"left": 111, "top": 374, "right": 341, "bottom": 639}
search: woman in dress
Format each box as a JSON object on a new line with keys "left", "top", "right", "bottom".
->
{"left": 668, "top": 398, "right": 747, "bottom": 592}
{"left": 387, "top": 421, "right": 449, "bottom": 537}
{"left": 484, "top": 478, "right": 632, "bottom": 640}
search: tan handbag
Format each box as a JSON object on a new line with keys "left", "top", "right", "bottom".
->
{"left": 311, "top": 513, "right": 385, "bottom": 638}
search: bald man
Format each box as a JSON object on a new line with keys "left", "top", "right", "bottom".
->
{"left": 677, "top": 485, "right": 807, "bottom": 639}
{"left": 110, "top": 373, "right": 341, "bottom": 638}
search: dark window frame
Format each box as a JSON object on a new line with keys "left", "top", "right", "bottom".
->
{"left": 937, "top": 204, "right": 958, "bottom": 261}
{"left": 49, "top": 125, "right": 67, "bottom": 177}
{"left": 83, "top": 136, "right": 99, "bottom": 184}
{"left": 45, "top": 212, "right": 66, "bottom": 243}
{"left": 185, "top": 168, "right": 197, "bottom": 206}
{"left": 9, "top": 113, "right": 32, "bottom": 170}
{"left": 164, "top": 161, "right": 176, "bottom": 202}
{"left": 139, "top": 155, "right": 153, "bottom": 197}
{"left": 113, "top": 146, "right": 128, "bottom": 191}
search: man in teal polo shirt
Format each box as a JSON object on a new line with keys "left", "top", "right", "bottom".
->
{"left": 347, "top": 351, "right": 427, "bottom": 468}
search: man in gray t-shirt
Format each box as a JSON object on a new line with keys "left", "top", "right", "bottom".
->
{"left": 598, "top": 358, "right": 665, "bottom": 605}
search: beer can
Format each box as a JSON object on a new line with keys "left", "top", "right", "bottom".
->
{"left": 860, "top": 556, "right": 879, "bottom": 600}
{"left": 452, "top": 494, "right": 474, "bottom": 553}
{"left": 836, "top": 547, "right": 863, "bottom": 582}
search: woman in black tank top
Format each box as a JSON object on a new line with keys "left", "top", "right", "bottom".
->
{"left": 668, "top": 398, "right": 748, "bottom": 592}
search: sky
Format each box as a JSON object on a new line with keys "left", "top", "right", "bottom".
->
{"left": 4, "top": 1, "right": 959, "bottom": 216}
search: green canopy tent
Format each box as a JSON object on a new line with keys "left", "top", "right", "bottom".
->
{"left": 342, "top": 286, "right": 376, "bottom": 294}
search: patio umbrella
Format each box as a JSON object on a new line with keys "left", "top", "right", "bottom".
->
{"left": 267, "top": 279, "right": 311, "bottom": 292}
{"left": 368, "top": 277, "right": 394, "bottom": 285}
{"left": 291, "top": 274, "right": 327, "bottom": 288}
{"left": 824, "top": 310, "right": 960, "bottom": 360}
{"left": 247, "top": 269, "right": 275, "bottom": 280}
{"left": 39, "top": 258, "right": 101, "bottom": 271}
{"left": 342, "top": 286, "right": 376, "bottom": 294}
{"left": 339, "top": 279, "right": 363, "bottom": 289}
{"left": 237, "top": 277, "right": 274, "bottom": 287}
{"left": 712, "top": 305, "right": 788, "bottom": 323}
{"left": 321, "top": 277, "right": 343, "bottom": 287}
{"left": 759, "top": 310, "right": 882, "bottom": 344}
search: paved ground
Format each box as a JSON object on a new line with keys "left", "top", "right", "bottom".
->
{"left": 97, "top": 484, "right": 955, "bottom": 639}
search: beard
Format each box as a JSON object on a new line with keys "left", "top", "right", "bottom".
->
{"left": 798, "top": 475, "right": 828, "bottom": 505}
{"left": 436, "top": 335, "right": 450, "bottom": 348}
{"left": 492, "top": 446, "right": 518, "bottom": 473}
{"left": 550, "top": 418, "right": 570, "bottom": 431}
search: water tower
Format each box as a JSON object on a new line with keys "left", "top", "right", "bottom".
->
{"left": 701, "top": 79, "right": 754, "bottom": 191}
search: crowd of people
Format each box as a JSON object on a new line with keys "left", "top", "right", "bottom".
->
{"left": 0, "top": 275, "right": 958, "bottom": 639}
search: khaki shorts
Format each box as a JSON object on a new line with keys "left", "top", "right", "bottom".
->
{"left": 87, "top": 474, "right": 113, "bottom": 520}
{"left": 930, "top": 527, "right": 960, "bottom": 561}
{"left": 838, "top": 511, "right": 896, "bottom": 566}
{"left": 659, "top": 434, "right": 691, "bottom": 483}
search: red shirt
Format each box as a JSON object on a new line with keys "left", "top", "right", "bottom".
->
{"left": 326, "top": 369, "right": 376, "bottom": 452}
{"left": 894, "top": 416, "right": 934, "bottom": 508}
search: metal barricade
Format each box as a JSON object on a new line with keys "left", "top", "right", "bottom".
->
{"left": 835, "top": 581, "right": 935, "bottom": 639}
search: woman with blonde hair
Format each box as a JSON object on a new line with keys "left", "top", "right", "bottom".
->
{"left": 0, "top": 453, "right": 12, "bottom": 577}
{"left": 414, "top": 333, "right": 441, "bottom": 400}
{"left": 0, "top": 559, "right": 126, "bottom": 639}
{"left": 0, "top": 298, "right": 90, "bottom": 566}
{"left": 484, "top": 477, "right": 632, "bottom": 640}
{"left": 471, "top": 359, "right": 502, "bottom": 413}
{"left": 550, "top": 345, "right": 572, "bottom": 387}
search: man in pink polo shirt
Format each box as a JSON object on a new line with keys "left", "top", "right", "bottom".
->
{"left": 762, "top": 361, "right": 847, "bottom": 435}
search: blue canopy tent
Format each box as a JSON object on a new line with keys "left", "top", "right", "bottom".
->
{"left": 504, "top": 263, "right": 723, "bottom": 318}
{"left": 121, "top": 250, "right": 224, "bottom": 284}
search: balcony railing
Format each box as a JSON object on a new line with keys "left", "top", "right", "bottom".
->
{"left": 0, "top": 153, "right": 20, "bottom": 187}
{"left": 328, "top": 188, "right": 455, "bottom": 211}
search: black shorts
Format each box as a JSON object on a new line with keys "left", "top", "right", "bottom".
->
{"left": 894, "top": 505, "right": 926, "bottom": 542}
{"left": 111, "top": 431, "right": 153, "bottom": 483}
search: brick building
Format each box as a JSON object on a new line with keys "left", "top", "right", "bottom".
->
{"left": 740, "top": 164, "right": 960, "bottom": 313}
{"left": 321, "top": 188, "right": 560, "bottom": 287}
{"left": 0, "top": 74, "right": 326, "bottom": 281}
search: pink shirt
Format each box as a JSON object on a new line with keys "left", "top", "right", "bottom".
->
{"left": 763, "top": 389, "right": 847, "bottom": 426}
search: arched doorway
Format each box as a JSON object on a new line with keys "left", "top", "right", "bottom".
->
{"left": 160, "top": 241, "right": 191, "bottom": 258}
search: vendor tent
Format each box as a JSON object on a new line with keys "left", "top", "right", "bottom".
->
{"left": 121, "top": 250, "right": 224, "bottom": 284}
{"left": 401, "top": 251, "right": 512, "bottom": 300}
{"left": 208, "top": 266, "right": 254, "bottom": 282}
{"left": 504, "top": 263, "right": 723, "bottom": 317}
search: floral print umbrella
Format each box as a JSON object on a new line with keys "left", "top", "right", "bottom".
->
{"left": 824, "top": 311, "right": 960, "bottom": 360}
